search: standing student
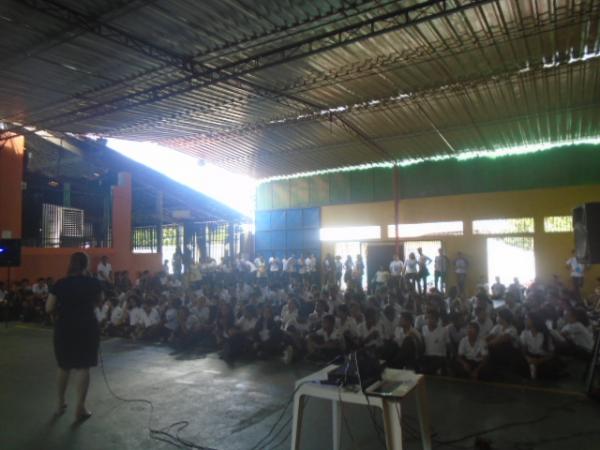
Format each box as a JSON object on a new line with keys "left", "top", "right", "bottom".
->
{"left": 566, "top": 250, "right": 585, "bottom": 299}
{"left": 434, "top": 248, "right": 449, "bottom": 294}
{"left": 490, "top": 277, "right": 506, "bottom": 300}
{"left": 46, "top": 252, "right": 102, "bottom": 421}
{"left": 404, "top": 253, "right": 419, "bottom": 293}
{"left": 454, "top": 252, "right": 469, "bottom": 296}
{"left": 389, "top": 254, "right": 404, "bottom": 292}
{"left": 343, "top": 256, "right": 354, "bottom": 287}
{"left": 334, "top": 256, "right": 343, "bottom": 288}
{"left": 172, "top": 248, "right": 183, "bottom": 278}
{"left": 417, "top": 248, "right": 431, "bottom": 294}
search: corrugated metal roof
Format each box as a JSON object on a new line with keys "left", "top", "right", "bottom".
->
{"left": 0, "top": 0, "right": 598, "bottom": 178}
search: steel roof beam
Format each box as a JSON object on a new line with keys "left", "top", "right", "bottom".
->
{"left": 5, "top": 0, "right": 494, "bottom": 135}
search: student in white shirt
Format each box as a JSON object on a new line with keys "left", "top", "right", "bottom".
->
{"left": 403, "top": 253, "right": 419, "bottom": 293}
{"left": 389, "top": 312, "right": 421, "bottom": 369}
{"left": 454, "top": 252, "right": 468, "bottom": 296}
{"left": 136, "top": 302, "right": 162, "bottom": 340}
{"left": 433, "top": 248, "right": 449, "bottom": 294}
{"left": 97, "top": 256, "right": 113, "bottom": 284}
{"left": 520, "top": 313, "right": 562, "bottom": 380}
{"left": 474, "top": 307, "right": 494, "bottom": 339}
{"left": 373, "top": 265, "right": 390, "bottom": 291}
{"left": 389, "top": 254, "right": 404, "bottom": 292}
{"left": 222, "top": 305, "right": 258, "bottom": 361}
{"left": 416, "top": 247, "right": 432, "bottom": 295}
{"left": 456, "top": 322, "right": 489, "bottom": 380}
{"left": 105, "top": 298, "right": 126, "bottom": 336}
{"left": 486, "top": 309, "right": 520, "bottom": 371}
{"left": 561, "top": 308, "right": 594, "bottom": 355}
{"left": 420, "top": 310, "right": 448, "bottom": 374}
{"left": 357, "top": 308, "right": 384, "bottom": 351}
{"left": 335, "top": 304, "right": 358, "bottom": 346}
{"left": 307, "top": 314, "right": 343, "bottom": 360}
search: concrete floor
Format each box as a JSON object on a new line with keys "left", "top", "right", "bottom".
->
{"left": 2, "top": 323, "right": 599, "bottom": 450}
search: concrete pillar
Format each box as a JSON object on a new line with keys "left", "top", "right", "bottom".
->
{"left": 0, "top": 134, "right": 24, "bottom": 239}
{"left": 111, "top": 172, "right": 132, "bottom": 270}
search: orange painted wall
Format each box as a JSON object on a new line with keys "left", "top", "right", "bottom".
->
{"left": 0, "top": 134, "right": 24, "bottom": 238}
{"left": 1, "top": 167, "right": 162, "bottom": 284}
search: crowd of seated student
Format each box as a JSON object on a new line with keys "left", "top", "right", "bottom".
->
{"left": 0, "top": 257, "right": 598, "bottom": 385}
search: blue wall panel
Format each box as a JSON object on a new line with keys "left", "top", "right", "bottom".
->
{"left": 302, "top": 208, "right": 320, "bottom": 228}
{"left": 270, "top": 210, "right": 286, "bottom": 230}
{"left": 286, "top": 209, "right": 303, "bottom": 229}
{"left": 255, "top": 211, "right": 271, "bottom": 232}
{"left": 255, "top": 207, "right": 321, "bottom": 258}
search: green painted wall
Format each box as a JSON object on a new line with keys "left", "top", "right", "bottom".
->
{"left": 256, "top": 144, "right": 600, "bottom": 211}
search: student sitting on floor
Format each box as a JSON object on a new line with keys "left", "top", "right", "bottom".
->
{"left": 455, "top": 322, "right": 489, "bottom": 380}
{"left": 473, "top": 306, "right": 494, "bottom": 339}
{"left": 520, "top": 313, "right": 563, "bottom": 380}
{"left": 357, "top": 307, "right": 384, "bottom": 355}
{"left": 389, "top": 312, "right": 422, "bottom": 369}
{"left": 308, "top": 300, "right": 328, "bottom": 332}
{"left": 105, "top": 297, "right": 126, "bottom": 336}
{"left": 222, "top": 305, "right": 258, "bottom": 361}
{"left": 560, "top": 308, "right": 594, "bottom": 357}
{"left": 306, "top": 314, "right": 344, "bottom": 361}
{"left": 335, "top": 304, "right": 359, "bottom": 350}
{"left": 420, "top": 309, "right": 448, "bottom": 375}
{"left": 253, "top": 306, "right": 282, "bottom": 358}
{"left": 446, "top": 312, "right": 468, "bottom": 357}
{"left": 486, "top": 308, "right": 521, "bottom": 376}
{"left": 136, "top": 300, "right": 162, "bottom": 340}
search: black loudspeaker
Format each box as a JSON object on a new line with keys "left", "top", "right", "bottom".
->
{"left": 573, "top": 203, "right": 600, "bottom": 264}
{"left": 0, "top": 239, "right": 22, "bottom": 267}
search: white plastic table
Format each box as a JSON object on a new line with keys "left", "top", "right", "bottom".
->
{"left": 290, "top": 365, "right": 432, "bottom": 450}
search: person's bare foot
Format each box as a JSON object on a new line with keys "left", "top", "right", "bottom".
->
{"left": 75, "top": 409, "right": 92, "bottom": 421}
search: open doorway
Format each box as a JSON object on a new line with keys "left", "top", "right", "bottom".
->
{"left": 486, "top": 236, "right": 535, "bottom": 289}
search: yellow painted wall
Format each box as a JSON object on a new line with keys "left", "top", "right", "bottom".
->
{"left": 321, "top": 184, "right": 600, "bottom": 295}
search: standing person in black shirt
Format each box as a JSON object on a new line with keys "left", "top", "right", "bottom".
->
{"left": 46, "top": 252, "right": 103, "bottom": 422}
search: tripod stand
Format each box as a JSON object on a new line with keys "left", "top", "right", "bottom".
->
{"left": 585, "top": 330, "right": 600, "bottom": 398}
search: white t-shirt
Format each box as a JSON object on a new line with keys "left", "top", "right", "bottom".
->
{"left": 566, "top": 257, "right": 585, "bottom": 278}
{"left": 165, "top": 307, "right": 179, "bottom": 331}
{"left": 336, "top": 317, "right": 358, "bottom": 337}
{"left": 375, "top": 270, "right": 390, "bottom": 283}
{"left": 97, "top": 262, "right": 112, "bottom": 281}
{"left": 32, "top": 283, "right": 48, "bottom": 296}
{"left": 94, "top": 304, "right": 109, "bottom": 322}
{"left": 315, "top": 327, "right": 342, "bottom": 343}
{"left": 394, "top": 326, "right": 420, "bottom": 347}
{"left": 561, "top": 322, "right": 594, "bottom": 351}
{"left": 358, "top": 322, "right": 384, "bottom": 348}
{"left": 520, "top": 330, "right": 553, "bottom": 356}
{"left": 140, "top": 308, "right": 161, "bottom": 328}
{"left": 455, "top": 258, "right": 468, "bottom": 274}
{"left": 476, "top": 317, "right": 494, "bottom": 338}
{"left": 389, "top": 260, "right": 403, "bottom": 276}
{"left": 110, "top": 305, "right": 124, "bottom": 326}
{"left": 379, "top": 316, "right": 398, "bottom": 340}
{"left": 236, "top": 316, "right": 258, "bottom": 333}
{"left": 404, "top": 259, "right": 418, "bottom": 274}
{"left": 488, "top": 324, "right": 518, "bottom": 345}
{"left": 421, "top": 325, "right": 449, "bottom": 357}
{"left": 458, "top": 337, "right": 488, "bottom": 361}
{"left": 129, "top": 307, "right": 143, "bottom": 326}
{"left": 434, "top": 255, "right": 448, "bottom": 272}
{"left": 269, "top": 258, "right": 279, "bottom": 272}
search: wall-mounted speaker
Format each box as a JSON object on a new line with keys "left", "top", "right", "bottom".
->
{"left": 573, "top": 203, "right": 600, "bottom": 264}
{"left": 0, "top": 239, "right": 22, "bottom": 267}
